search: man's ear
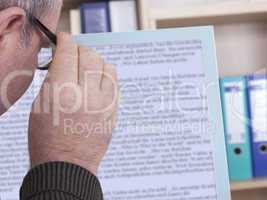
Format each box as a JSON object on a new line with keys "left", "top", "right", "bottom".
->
{"left": 0, "top": 7, "right": 26, "bottom": 36}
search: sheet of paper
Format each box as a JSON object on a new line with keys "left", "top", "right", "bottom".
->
{"left": 0, "top": 89, "right": 31, "bottom": 200}
{"left": 75, "top": 27, "right": 230, "bottom": 200}
{"left": 0, "top": 61, "right": 47, "bottom": 200}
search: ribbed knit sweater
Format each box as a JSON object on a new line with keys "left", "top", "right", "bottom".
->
{"left": 20, "top": 162, "right": 103, "bottom": 200}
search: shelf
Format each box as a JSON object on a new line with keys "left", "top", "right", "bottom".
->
{"left": 151, "top": 2, "right": 267, "bottom": 20}
{"left": 58, "top": 0, "right": 92, "bottom": 32}
{"left": 140, "top": 2, "right": 267, "bottom": 29}
{"left": 62, "top": 0, "right": 88, "bottom": 10}
{"left": 231, "top": 178, "right": 267, "bottom": 191}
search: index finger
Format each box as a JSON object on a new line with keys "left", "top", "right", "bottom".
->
{"left": 48, "top": 33, "right": 78, "bottom": 84}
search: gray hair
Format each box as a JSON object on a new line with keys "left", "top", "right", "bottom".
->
{"left": 0, "top": 0, "right": 56, "bottom": 46}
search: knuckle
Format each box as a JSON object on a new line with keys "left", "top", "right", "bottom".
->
{"left": 80, "top": 47, "right": 101, "bottom": 60}
{"left": 106, "top": 64, "right": 117, "bottom": 77}
{"left": 88, "top": 48, "right": 101, "bottom": 59}
{"left": 89, "top": 51, "right": 103, "bottom": 65}
{"left": 105, "top": 63, "right": 115, "bottom": 70}
{"left": 79, "top": 47, "right": 104, "bottom": 69}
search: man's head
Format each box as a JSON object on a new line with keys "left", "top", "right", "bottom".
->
{"left": 0, "top": 0, "right": 62, "bottom": 114}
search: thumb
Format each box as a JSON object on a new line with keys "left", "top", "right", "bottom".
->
{"left": 48, "top": 32, "right": 78, "bottom": 84}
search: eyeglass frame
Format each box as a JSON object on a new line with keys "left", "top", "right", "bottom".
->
{"left": 28, "top": 13, "right": 57, "bottom": 71}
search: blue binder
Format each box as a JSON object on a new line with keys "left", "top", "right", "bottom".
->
{"left": 220, "top": 76, "right": 253, "bottom": 181}
{"left": 80, "top": 2, "right": 111, "bottom": 33}
{"left": 247, "top": 74, "right": 267, "bottom": 177}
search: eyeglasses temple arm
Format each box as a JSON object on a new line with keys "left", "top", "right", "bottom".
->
{"left": 29, "top": 14, "right": 57, "bottom": 45}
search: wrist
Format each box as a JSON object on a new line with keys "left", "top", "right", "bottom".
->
{"left": 30, "top": 149, "right": 98, "bottom": 176}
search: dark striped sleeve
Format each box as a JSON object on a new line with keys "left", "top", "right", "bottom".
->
{"left": 20, "top": 162, "right": 103, "bottom": 200}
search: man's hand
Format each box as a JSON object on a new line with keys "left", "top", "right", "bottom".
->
{"left": 28, "top": 33, "right": 118, "bottom": 175}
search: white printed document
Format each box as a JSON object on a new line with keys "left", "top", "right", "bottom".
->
{"left": 75, "top": 27, "right": 230, "bottom": 200}
{"left": 0, "top": 27, "right": 230, "bottom": 200}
